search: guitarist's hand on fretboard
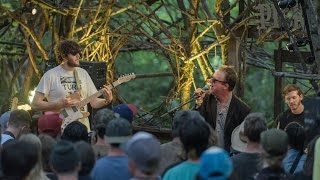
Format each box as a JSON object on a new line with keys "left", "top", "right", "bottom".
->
{"left": 101, "top": 85, "right": 113, "bottom": 104}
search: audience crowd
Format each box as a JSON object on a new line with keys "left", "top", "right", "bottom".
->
{"left": 0, "top": 101, "right": 319, "bottom": 180}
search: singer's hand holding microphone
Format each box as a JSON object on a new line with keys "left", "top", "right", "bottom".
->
{"left": 194, "top": 84, "right": 210, "bottom": 108}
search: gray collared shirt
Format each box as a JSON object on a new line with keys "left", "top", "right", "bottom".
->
{"left": 215, "top": 94, "right": 232, "bottom": 147}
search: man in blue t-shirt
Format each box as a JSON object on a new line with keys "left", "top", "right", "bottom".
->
{"left": 91, "top": 118, "right": 132, "bottom": 180}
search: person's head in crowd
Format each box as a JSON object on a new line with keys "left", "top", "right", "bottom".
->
{"left": 50, "top": 140, "right": 80, "bottom": 177}
{"left": 232, "top": 112, "right": 268, "bottom": 153}
{"left": 4, "top": 110, "right": 31, "bottom": 140}
{"left": 61, "top": 121, "right": 88, "bottom": 143}
{"left": 112, "top": 104, "right": 138, "bottom": 123}
{"left": 244, "top": 113, "right": 267, "bottom": 143}
{"left": 74, "top": 141, "right": 95, "bottom": 177}
{"left": 197, "top": 146, "right": 233, "bottom": 180}
{"left": 1, "top": 141, "right": 38, "bottom": 180}
{"left": 124, "top": 131, "right": 161, "bottom": 178}
{"left": 178, "top": 110, "right": 210, "bottom": 160}
{"left": 0, "top": 111, "right": 10, "bottom": 132}
{"left": 302, "top": 135, "right": 319, "bottom": 176}
{"left": 260, "top": 129, "right": 288, "bottom": 168}
{"left": 93, "top": 108, "right": 116, "bottom": 141}
{"left": 19, "top": 133, "right": 48, "bottom": 180}
{"left": 282, "top": 84, "right": 304, "bottom": 113}
{"left": 38, "top": 134, "right": 56, "bottom": 173}
{"left": 38, "top": 113, "right": 63, "bottom": 139}
{"left": 105, "top": 117, "right": 132, "bottom": 147}
{"left": 285, "top": 122, "right": 305, "bottom": 152}
{"left": 171, "top": 111, "right": 185, "bottom": 139}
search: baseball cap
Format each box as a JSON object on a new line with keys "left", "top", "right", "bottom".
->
{"left": 260, "top": 129, "right": 288, "bottom": 156}
{"left": 123, "top": 132, "right": 161, "bottom": 174}
{"left": 231, "top": 120, "right": 247, "bottom": 153}
{"left": 93, "top": 108, "right": 116, "bottom": 128}
{"left": 105, "top": 117, "right": 132, "bottom": 144}
{"left": 112, "top": 104, "right": 138, "bottom": 123}
{"left": 38, "top": 113, "right": 63, "bottom": 138}
{"left": 199, "top": 147, "right": 233, "bottom": 180}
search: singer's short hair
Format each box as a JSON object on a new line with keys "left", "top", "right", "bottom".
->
{"left": 218, "top": 65, "right": 238, "bottom": 91}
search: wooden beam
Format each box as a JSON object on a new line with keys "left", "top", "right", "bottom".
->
{"left": 132, "top": 125, "right": 171, "bottom": 141}
{"left": 274, "top": 49, "right": 283, "bottom": 120}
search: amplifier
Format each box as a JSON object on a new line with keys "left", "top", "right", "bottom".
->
{"left": 44, "top": 61, "right": 107, "bottom": 89}
{"left": 80, "top": 61, "right": 106, "bottom": 89}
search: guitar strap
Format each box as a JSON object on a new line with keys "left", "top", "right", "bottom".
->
{"left": 289, "top": 152, "right": 303, "bottom": 174}
{"left": 74, "top": 69, "right": 84, "bottom": 111}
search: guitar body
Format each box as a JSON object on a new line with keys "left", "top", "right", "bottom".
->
{"left": 60, "top": 92, "right": 90, "bottom": 130}
{"left": 59, "top": 73, "right": 136, "bottom": 131}
{"left": 60, "top": 107, "right": 90, "bottom": 130}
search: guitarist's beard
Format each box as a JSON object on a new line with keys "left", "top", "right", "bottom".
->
{"left": 67, "top": 59, "right": 80, "bottom": 67}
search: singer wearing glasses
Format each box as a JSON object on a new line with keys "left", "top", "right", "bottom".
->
{"left": 194, "top": 65, "right": 250, "bottom": 152}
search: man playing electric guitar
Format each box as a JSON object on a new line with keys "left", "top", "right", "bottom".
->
{"left": 31, "top": 40, "right": 113, "bottom": 131}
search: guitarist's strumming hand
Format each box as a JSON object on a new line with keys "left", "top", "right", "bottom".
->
{"left": 57, "top": 96, "right": 80, "bottom": 109}
{"left": 101, "top": 85, "right": 113, "bottom": 104}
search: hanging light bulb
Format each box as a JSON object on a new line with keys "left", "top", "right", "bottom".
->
{"left": 31, "top": 8, "right": 37, "bottom": 15}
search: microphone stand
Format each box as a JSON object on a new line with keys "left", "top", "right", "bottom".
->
{"left": 160, "top": 96, "right": 196, "bottom": 118}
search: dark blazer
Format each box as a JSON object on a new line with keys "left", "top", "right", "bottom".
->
{"left": 196, "top": 94, "right": 250, "bottom": 151}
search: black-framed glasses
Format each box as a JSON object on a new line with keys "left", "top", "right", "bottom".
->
{"left": 210, "top": 77, "right": 227, "bottom": 84}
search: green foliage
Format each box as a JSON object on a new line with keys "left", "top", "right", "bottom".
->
{"left": 230, "top": 0, "right": 239, "bottom": 18}
{"left": 115, "top": 51, "right": 173, "bottom": 113}
{"left": 244, "top": 66, "right": 275, "bottom": 122}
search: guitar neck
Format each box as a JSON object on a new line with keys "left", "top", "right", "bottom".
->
{"left": 77, "top": 81, "right": 119, "bottom": 108}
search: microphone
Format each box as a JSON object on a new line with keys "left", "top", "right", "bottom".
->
{"left": 194, "top": 84, "right": 210, "bottom": 97}
{"left": 202, "top": 84, "right": 210, "bottom": 91}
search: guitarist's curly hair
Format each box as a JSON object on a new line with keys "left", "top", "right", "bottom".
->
{"left": 55, "top": 40, "right": 82, "bottom": 64}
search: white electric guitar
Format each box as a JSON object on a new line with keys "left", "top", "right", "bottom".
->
{"left": 60, "top": 73, "right": 135, "bottom": 130}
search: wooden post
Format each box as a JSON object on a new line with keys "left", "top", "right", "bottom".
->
{"left": 228, "top": 37, "right": 244, "bottom": 97}
{"left": 274, "top": 50, "right": 283, "bottom": 120}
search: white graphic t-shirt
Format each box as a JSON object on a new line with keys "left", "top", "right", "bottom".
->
{"left": 36, "top": 65, "right": 97, "bottom": 130}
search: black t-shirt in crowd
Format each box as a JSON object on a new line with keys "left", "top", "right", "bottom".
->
{"left": 275, "top": 109, "right": 304, "bottom": 129}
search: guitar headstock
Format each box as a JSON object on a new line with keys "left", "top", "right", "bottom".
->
{"left": 117, "top": 73, "right": 136, "bottom": 84}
